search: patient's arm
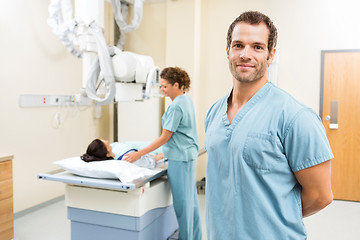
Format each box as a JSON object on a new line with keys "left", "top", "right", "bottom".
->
{"left": 153, "top": 153, "right": 165, "bottom": 161}
{"left": 124, "top": 129, "right": 172, "bottom": 163}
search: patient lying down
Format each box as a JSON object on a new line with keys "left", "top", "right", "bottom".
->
{"left": 81, "top": 139, "right": 165, "bottom": 169}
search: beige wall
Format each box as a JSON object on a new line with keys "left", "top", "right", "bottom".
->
{"left": 125, "top": 2, "right": 167, "bottom": 68}
{"left": 0, "top": 1, "right": 110, "bottom": 212}
{"left": 3, "top": 0, "right": 360, "bottom": 212}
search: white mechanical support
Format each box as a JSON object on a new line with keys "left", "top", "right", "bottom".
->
{"left": 47, "top": 0, "right": 160, "bottom": 105}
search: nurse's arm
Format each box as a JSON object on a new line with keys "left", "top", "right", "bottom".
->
{"left": 124, "top": 129, "right": 173, "bottom": 163}
{"left": 294, "top": 160, "right": 333, "bottom": 218}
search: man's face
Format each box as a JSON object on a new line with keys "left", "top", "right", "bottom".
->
{"left": 226, "top": 22, "right": 275, "bottom": 83}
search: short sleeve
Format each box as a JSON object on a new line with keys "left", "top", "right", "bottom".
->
{"left": 284, "top": 108, "right": 334, "bottom": 172}
{"left": 162, "top": 106, "right": 182, "bottom": 132}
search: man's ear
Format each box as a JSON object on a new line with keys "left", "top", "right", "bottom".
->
{"left": 267, "top": 48, "right": 276, "bottom": 65}
{"left": 226, "top": 45, "right": 230, "bottom": 59}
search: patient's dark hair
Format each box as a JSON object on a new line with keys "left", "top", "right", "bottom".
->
{"left": 81, "top": 139, "right": 114, "bottom": 162}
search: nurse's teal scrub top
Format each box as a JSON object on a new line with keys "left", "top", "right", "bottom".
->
{"left": 205, "top": 82, "right": 333, "bottom": 240}
{"left": 162, "top": 93, "right": 199, "bottom": 161}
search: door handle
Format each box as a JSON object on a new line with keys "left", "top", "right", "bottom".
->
{"left": 328, "top": 100, "right": 338, "bottom": 129}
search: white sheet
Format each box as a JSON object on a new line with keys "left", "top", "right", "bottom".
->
{"left": 54, "top": 157, "right": 161, "bottom": 183}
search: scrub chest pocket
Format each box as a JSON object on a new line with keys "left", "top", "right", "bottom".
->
{"left": 243, "top": 132, "right": 284, "bottom": 171}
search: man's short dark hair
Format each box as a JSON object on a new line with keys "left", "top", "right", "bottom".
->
{"left": 227, "top": 11, "right": 278, "bottom": 54}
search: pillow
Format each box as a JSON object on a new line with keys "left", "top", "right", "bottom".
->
{"left": 53, "top": 157, "right": 161, "bottom": 183}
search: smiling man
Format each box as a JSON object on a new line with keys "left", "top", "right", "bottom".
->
{"left": 205, "top": 11, "right": 334, "bottom": 239}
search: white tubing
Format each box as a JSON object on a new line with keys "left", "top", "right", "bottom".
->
{"left": 110, "top": 0, "right": 144, "bottom": 49}
{"left": 47, "top": 0, "right": 82, "bottom": 57}
{"left": 47, "top": 0, "right": 146, "bottom": 105}
{"left": 85, "top": 23, "right": 115, "bottom": 105}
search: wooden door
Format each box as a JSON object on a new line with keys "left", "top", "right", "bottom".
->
{"left": 321, "top": 50, "right": 360, "bottom": 201}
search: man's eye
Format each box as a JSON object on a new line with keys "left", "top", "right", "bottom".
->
{"left": 255, "top": 45, "right": 264, "bottom": 50}
{"left": 233, "top": 44, "right": 242, "bottom": 48}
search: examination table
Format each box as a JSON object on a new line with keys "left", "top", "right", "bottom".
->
{"left": 38, "top": 168, "right": 178, "bottom": 240}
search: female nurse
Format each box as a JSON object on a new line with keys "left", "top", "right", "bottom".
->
{"left": 125, "top": 67, "right": 202, "bottom": 240}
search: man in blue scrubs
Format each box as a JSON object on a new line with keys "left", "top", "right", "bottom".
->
{"left": 205, "top": 11, "right": 333, "bottom": 239}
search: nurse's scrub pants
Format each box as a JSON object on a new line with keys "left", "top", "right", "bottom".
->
{"left": 167, "top": 159, "right": 202, "bottom": 240}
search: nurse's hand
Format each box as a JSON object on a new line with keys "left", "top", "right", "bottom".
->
{"left": 124, "top": 151, "right": 141, "bottom": 163}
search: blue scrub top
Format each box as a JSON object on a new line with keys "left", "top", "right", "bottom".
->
{"left": 205, "top": 82, "right": 333, "bottom": 240}
{"left": 162, "top": 94, "right": 199, "bottom": 161}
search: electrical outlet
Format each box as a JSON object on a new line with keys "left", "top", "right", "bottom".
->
{"left": 19, "top": 94, "right": 91, "bottom": 107}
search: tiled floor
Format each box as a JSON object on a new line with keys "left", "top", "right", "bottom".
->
{"left": 303, "top": 200, "right": 360, "bottom": 240}
{"left": 14, "top": 193, "right": 360, "bottom": 240}
{"left": 14, "top": 198, "right": 70, "bottom": 240}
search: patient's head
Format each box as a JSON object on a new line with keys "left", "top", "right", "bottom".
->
{"left": 81, "top": 139, "right": 115, "bottom": 162}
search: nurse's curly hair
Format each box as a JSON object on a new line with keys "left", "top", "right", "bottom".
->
{"left": 160, "top": 67, "right": 191, "bottom": 92}
{"left": 81, "top": 139, "right": 114, "bottom": 162}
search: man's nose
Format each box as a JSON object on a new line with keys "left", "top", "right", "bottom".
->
{"left": 240, "top": 46, "right": 250, "bottom": 59}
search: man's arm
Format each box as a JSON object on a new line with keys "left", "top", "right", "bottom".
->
{"left": 294, "top": 160, "right": 333, "bottom": 218}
